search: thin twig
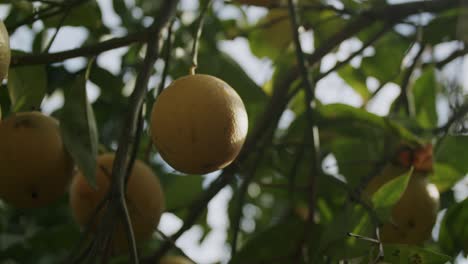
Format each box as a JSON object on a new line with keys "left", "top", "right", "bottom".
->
{"left": 66, "top": 173, "right": 112, "bottom": 263}
{"left": 11, "top": 29, "right": 150, "bottom": 67}
{"left": 287, "top": 0, "right": 320, "bottom": 228}
{"left": 155, "top": 229, "right": 197, "bottom": 264}
{"left": 144, "top": 20, "right": 175, "bottom": 163}
{"left": 230, "top": 153, "right": 261, "bottom": 254}
{"left": 430, "top": 44, "right": 468, "bottom": 69}
{"left": 102, "top": 1, "right": 178, "bottom": 263}
{"left": 43, "top": 3, "right": 72, "bottom": 53}
{"left": 69, "top": 238, "right": 95, "bottom": 264}
{"left": 317, "top": 23, "right": 393, "bottom": 80}
{"left": 8, "top": 5, "right": 57, "bottom": 33}
{"left": 255, "top": 181, "right": 308, "bottom": 191}
{"left": 8, "top": 0, "right": 89, "bottom": 33}
{"left": 189, "top": 0, "right": 213, "bottom": 75}
{"left": 433, "top": 101, "right": 468, "bottom": 134}
{"left": 287, "top": 132, "right": 307, "bottom": 205}
{"left": 156, "top": 20, "right": 175, "bottom": 97}
{"left": 396, "top": 44, "right": 425, "bottom": 117}
{"left": 288, "top": 22, "right": 393, "bottom": 101}
{"left": 231, "top": 126, "right": 275, "bottom": 254}
{"left": 125, "top": 106, "right": 144, "bottom": 184}
{"left": 347, "top": 232, "right": 380, "bottom": 244}
{"left": 374, "top": 227, "right": 385, "bottom": 263}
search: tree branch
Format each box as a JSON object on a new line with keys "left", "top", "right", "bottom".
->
{"left": 100, "top": 0, "right": 178, "bottom": 263}
{"left": 231, "top": 126, "right": 275, "bottom": 254}
{"left": 397, "top": 44, "right": 425, "bottom": 116}
{"left": 433, "top": 101, "right": 468, "bottom": 134}
{"left": 10, "top": 0, "right": 457, "bottom": 70}
{"left": 422, "top": 44, "right": 468, "bottom": 69}
{"left": 11, "top": 30, "right": 150, "bottom": 67}
{"left": 287, "top": 0, "right": 320, "bottom": 231}
{"left": 189, "top": 0, "right": 213, "bottom": 75}
{"left": 8, "top": 0, "right": 89, "bottom": 33}
{"left": 317, "top": 22, "right": 393, "bottom": 81}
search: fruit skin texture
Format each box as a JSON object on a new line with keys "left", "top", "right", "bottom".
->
{"left": 159, "top": 256, "right": 194, "bottom": 264}
{"left": 0, "top": 112, "right": 73, "bottom": 208}
{"left": 364, "top": 164, "right": 440, "bottom": 245}
{"left": 151, "top": 74, "right": 248, "bottom": 174}
{"left": 0, "top": 20, "right": 10, "bottom": 81}
{"left": 69, "top": 153, "right": 164, "bottom": 253}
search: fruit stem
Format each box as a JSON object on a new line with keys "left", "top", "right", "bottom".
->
{"left": 189, "top": 65, "right": 196, "bottom": 75}
{"left": 189, "top": 0, "right": 212, "bottom": 75}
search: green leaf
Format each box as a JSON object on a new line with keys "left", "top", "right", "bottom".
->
{"left": 311, "top": 103, "right": 420, "bottom": 145}
{"left": 3, "top": 0, "right": 33, "bottom": 30}
{"left": 435, "top": 135, "right": 468, "bottom": 174}
{"left": 423, "top": 9, "right": 462, "bottom": 45}
{"left": 380, "top": 244, "right": 453, "bottom": 264}
{"left": 439, "top": 197, "right": 468, "bottom": 257}
{"left": 429, "top": 163, "right": 465, "bottom": 193}
{"left": 412, "top": 67, "right": 438, "bottom": 129}
{"left": 60, "top": 74, "right": 98, "bottom": 187}
{"left": 330, "top": 138, "right": 383, "bottom": 186}
{"left": 371, "top": 168, "right": 413, "bottom": 221}
{"left": 314, "top": 204, "right": 373, "bottom": 261}
{"left": 89, "top": 66, "right": 124, "bottom": 95}
{"left": 164, "top": 174, "right": 204, "bottom": 210}
{"left": 248, "top": 9, "right": 292, "bottom": 59}
{"left": 303, "top": 9, "right": 346, "bottom": 48}
{"left": 337, "top": 65, "right": 371, "bottom": 101}
{"left": 361, "top": 31, "right": 411, "bottom": 81}
{"left": 230, "top": 216, "right": 305, "bottom": 264}
{"left": 7, "top": 65, "right": 47, "bottom": 112}
{"left": 43, "top": 1, "right": 104, "bottom": 31}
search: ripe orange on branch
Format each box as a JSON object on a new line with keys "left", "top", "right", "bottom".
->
{"left": 69, "top": 153, "right": 165, "bottom": 253}
{"left": 365, "top": 144, "right": 440, "bottom": 245}
{"left": 0, "top": 112, "right": 74, "bottom": 208}
{"left": 150, "top": 74, "right": 248, "bottom": 174}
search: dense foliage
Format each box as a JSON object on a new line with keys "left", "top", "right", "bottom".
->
{"left": 0, "top": 0, "right": 467, "bottom": 263}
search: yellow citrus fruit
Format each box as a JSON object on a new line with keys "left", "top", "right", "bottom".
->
{"left": 160, "top": 256, "right": 194, "bottom": 264}
{"left": 69, "top": 153, "right": 164, "bottom": 254}
{"left": 150, "top": 74, "right": 248, "bottom": 174}
{"left": 0, "top": 112, "right": 74, "bottom": 208}
{"left": 0, "top": 20, "right": 10, "bottom": 81}
{"left": 365, "top": 164, "right": 440, "bottom": 245}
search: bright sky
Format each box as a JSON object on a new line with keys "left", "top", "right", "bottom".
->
{"left": 1, "top": 0, "right": 467, "bottom": 263}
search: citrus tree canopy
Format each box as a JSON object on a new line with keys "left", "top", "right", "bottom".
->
{"left": 0, "top": 0, "right": 467, "bottom": 263}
